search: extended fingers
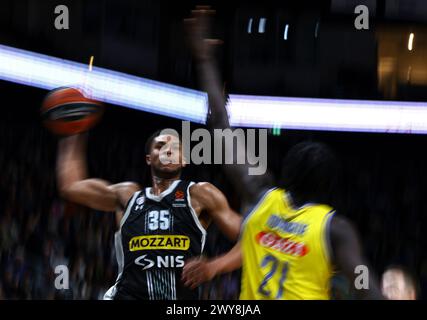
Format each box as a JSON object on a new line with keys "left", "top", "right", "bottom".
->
{"left": 183, "top": 263, "right": 203, "bottom": 283}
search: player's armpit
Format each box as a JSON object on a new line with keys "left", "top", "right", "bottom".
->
{"left": 190, "top": 182, "right": 242, "bottom": 242}
{"left": 330, "top": 215, "right": 385, "bottom": 300}
{"left": 108, "top": 182, "right": 141, "bottom": 209}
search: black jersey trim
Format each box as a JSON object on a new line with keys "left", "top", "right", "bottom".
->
{"left": 186, "top": 182, "right": 207, "bottom": 253}
{"left": 103, "top": 192, "right": 140, "bottom": 300}
{"left": 103, "top": 231, "right": 124, "bottom": 300}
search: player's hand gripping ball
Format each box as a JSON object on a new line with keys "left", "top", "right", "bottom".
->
{"left": 41, "top": 87, "right": 103, "bottom": 136}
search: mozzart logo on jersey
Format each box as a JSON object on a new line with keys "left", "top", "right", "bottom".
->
{"left": 256, "top": 231, "right": 309, "bottom": 257}
{"left": 129, "top": 235, "right": 190, "bottom": 251}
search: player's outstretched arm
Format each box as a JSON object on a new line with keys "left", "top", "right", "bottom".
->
{"left": 185, "top": 7, "right": 272, "bottom": 203}
{"left": 190, "top": 182, "right": 242, "bottom": 242}
{"left": 330, "top": 215, "right": 385, "bottom": 300}
{"left": 182, "top": 241, "right": 242, "bottom": 289}
{"left": 57, "top": 134, "right": 140, "bottom": 212}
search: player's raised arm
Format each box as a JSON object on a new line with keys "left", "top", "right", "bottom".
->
{"left": 330, "top": 215, "right": 385, "bottom": 300}
{"left": 57, "top": 134, "right": 140, "bottom": 212}
{"left": 185, "top": 7, "right": 272, "bottom": 203}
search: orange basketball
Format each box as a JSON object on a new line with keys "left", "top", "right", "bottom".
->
{"left": 41, "top": 87, "right": 103, "bottom": 136}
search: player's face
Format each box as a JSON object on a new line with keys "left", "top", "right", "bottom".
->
{"left": 381, "top": 270, "right": 416, "bottom": 300}
{"left": 147, "top": 134, "right": 185, "bottom": 178}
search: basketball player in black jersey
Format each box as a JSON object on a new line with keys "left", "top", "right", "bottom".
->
{"left": 56, "top": 130, "right": 241, "bottom": 300}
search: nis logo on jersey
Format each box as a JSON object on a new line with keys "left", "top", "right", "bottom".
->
{"left": 135, "top": 254, "right": 184, "bottom": 270}
{"left": 129, "top": 235, "right": 190, "bottom": 251}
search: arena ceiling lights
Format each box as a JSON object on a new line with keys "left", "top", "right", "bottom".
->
{"left": 227, "top": 95, "right": 427, "bottom": 134}
{"left": 0, "top": 44, "right": 208, "bottom": 123}
{"left": 1, "top": 44, "right": 427, "bottom": 134}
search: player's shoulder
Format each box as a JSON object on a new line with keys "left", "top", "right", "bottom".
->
{"left": 330, "top": 214, "right": 355, "bottom": 231}
{"left": 189, "top": 181, "right": 220, "bottom": 195}
{"left": 120, "top": 181, "right": 141, "bottom": 188}
{"left": 109, "top": 181, "right": 141, "bottom": 195}
{"left": 329, "top": 214, "right": 359, "bottom": 245}
{"left": 109, "top": 181, "right": 142, "bottom": 207}
{"left": 188, "top": 182, "right": 227, "bottom": 206}
{"left": 109, "top": 181, "right": 141, "bottom": 189}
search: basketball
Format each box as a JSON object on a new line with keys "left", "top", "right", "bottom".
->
{"left": 41, "top": 87, "right": 103, "bottom": 136}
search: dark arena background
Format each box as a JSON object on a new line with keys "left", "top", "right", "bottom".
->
{"left": 1, "top": 0, "right": 427, "bottom": 300}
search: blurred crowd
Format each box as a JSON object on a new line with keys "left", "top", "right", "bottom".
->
{"left": 0, "top": 130, "right": 118, "bottom": 299}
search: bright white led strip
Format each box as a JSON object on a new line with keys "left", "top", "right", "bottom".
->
{"left": 228, "top": 94, "right": 427, "bottom": 134}
{"left": 1, "top": 44, "right": 427, "bottom": 134}
{"left": 0, "top": 44, "right": 208, "bottom": 123}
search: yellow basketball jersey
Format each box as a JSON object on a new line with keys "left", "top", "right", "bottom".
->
{"left": 240, "top": 188, "right": 335, "bottom": 300}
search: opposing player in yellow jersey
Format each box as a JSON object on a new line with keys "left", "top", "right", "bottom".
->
{"left": 182, "top": 7, "right": 384, "bottom": 300}
{"left": 239, "top": 185, "right": 335, "bottom": 300}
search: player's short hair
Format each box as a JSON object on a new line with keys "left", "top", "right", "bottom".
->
{"left": 144, "top": 129, "right": 181, "bottom": 155}
{"left": 383, "top": 265, "right": 419, "bottom": 298}
{"left": 279, "top": 141, "right": 339, "bottom": 206}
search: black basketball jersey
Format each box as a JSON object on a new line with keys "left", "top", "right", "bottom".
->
{"left": 104, "top": 180, "right": 207, "bottom": 300}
